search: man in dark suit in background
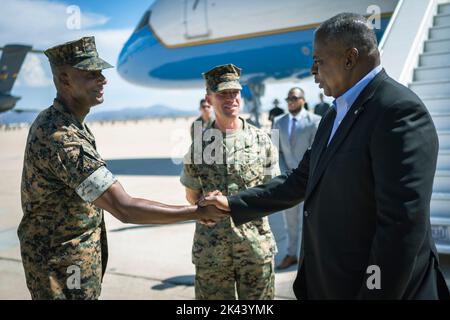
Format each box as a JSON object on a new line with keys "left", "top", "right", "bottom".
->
{"left": 268, "top": 98, "right": 285, "bottom": 127}
{"left": 199, "top": 13, "right": 450, "bottom": 299}
{"left": 314, "top": 92, "right": 331, "bottom": 117}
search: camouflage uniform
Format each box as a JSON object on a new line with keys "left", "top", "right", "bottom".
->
{"left": 180, "top": 64, "right": 280, "bottom": 300}
{"left": 18, "top": 37, "right": 115, "bottom": 300}
{"left": 190, "top": 116, "right": 213, "bottom": 141}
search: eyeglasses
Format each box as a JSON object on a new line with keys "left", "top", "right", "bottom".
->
{"left": 285, "top": 96, "right": 304, "bottom": 102}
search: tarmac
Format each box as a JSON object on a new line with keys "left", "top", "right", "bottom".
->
{"left": 0, "top": 115, "right": 298, "bottom": 300}
{"left": 1, "top": 115, "right": 449, "bottom": 300}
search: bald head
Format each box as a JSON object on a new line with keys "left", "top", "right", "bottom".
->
{"left": 311, "top": 13, "right": 381, "bottom": 98}
{"left": 289, "top": 87, "right": 304, "bottom": 96}
{"left": 315, "top": 13, "right": 380, "bottom": 62}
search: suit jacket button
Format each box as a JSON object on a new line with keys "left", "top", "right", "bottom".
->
{"left": 304, "top": 210, "right": 309, "bottom": 217}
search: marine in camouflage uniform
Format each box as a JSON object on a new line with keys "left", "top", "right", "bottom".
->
{"left": 18, "top": 37, "right": 216, "bottom": 300}
{"left": 18, "top": 37, "right": 116, "bottom": 299}
{"left": 180, "top": 64, "right": 280, "bottom": 300}
{"left": 190, "top": 99, "right": 214, "bottom": 140}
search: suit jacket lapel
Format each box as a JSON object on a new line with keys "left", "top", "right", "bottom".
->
{"left": 309, "top": 108, "right": 336, "bottom": 178}
{"left": 294, "top": 114, "right": 306, "bottom": 137}
{"left": 279, "top": 115, "right": 290, "bottom": 148}
{"left": 306, "top": 69, "right": 388, "bottom": 200}
{"left": 290, "top": 112, "right": 306, "bottom": 147}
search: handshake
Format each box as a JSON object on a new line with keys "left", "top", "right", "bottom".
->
{"left": 196, "top": 191, "right": 231, "bottom": 225}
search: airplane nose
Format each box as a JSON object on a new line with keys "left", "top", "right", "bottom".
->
{"left": 117, "top": 37, "right": 138, "bottom": 82}
{"left": 116, "top": 22, "right": 204, "bottom": 89}
{"left": 117, "top": 23, "right": 159, "bottom": 86}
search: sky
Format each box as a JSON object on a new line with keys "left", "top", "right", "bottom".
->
{"left": 2, "top": 0, "right": 330, "bottom": 113}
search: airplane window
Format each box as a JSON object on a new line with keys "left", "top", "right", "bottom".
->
{"left": 134, "top": 10, "right": 151, "bottom": 33}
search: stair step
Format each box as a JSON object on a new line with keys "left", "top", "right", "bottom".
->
{"left": 439, "top": 131, "right": 450, "bottom": 150}
{"left": 432, "top": 192, "right": 450, "bottom": 200}
{"left": 430, "top": 216, "right": 450, "bottom": 254}
{"left": 414, "top": 65, "right": 450, "bottom": 81}
{"left": 430, "top": 216, "right": 450, "bottom": 236}
{"left": 431, "top": 192, "right": 450, "bottom": 218}
{"left": 434, "top": 170, "right": 450, "bottom": 193}
{"left": 409, "top": 80, "right": 450, "bottom": 97}
{"left": 430, "top": 112, "right": 450, "bottom": 131}
{"left": 438, "top": 3, "right": 450, "bottom": 15}
{"left": 431, "top": 216, "right": 450, "bottom": 227}
{"left": 419, "top": 51, "right": 450, "bottom": 67}
{"left": 429, "top": 25, "right": 450, "bottom": 39}
{"left": 424, "top": 38, "right": 450, "bottom": 52}
{"left": 422, "top": 95, "right": 450, "bottom": 113}
{"left": 437, "top": 150, "right": 450, "bottom": 170}
{"left": 434, "top": 13, "right": 450, "bottom": 27}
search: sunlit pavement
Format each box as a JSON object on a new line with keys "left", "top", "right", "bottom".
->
{"left": 0, "top": 117, "right": 297, "bottom": 300}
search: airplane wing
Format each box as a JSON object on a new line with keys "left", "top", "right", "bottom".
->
{"left": 12, "top": 108, "right": 42, "bottom": 113}
{"left": 0, "top": 45, "right": 44, "bottom": 113}
{"left": 0, "top": 45, "right": 36, "bottom": 94}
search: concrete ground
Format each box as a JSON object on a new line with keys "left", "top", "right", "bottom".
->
{"left": 0, "top": 116, "right": 298, "bottom": 300}
{"left": 1, "top": 116, "right": 449, "bottom": 300}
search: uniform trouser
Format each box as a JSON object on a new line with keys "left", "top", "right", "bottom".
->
{"left": 20, "top": 245, "right": 103, "bottom": 300}
{"left": 21, "top": 257, "right": 102, "bottom": 300}
{"left": 195, "top": 260, "right": 275, "bottom": 300}
{"left": 283, "top": 202, "right": 304, "bottom": 257}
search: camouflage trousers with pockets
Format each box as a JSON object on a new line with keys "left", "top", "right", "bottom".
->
{"left": 195, "top": 260, "right": 275, "bottom": 300}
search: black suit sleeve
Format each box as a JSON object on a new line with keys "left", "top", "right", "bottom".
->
{"left": 228, "top": 148, "right": 310, "bottom": 226}
{"left": 357, "top": 100, "right": 439, "bottom": 299}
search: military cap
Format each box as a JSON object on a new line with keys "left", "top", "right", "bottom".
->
{"left": 202, "top": 64, "right": 243, "bottom": 93}
{"left": 44, "top": 36, "right": 113, "bottom": 71}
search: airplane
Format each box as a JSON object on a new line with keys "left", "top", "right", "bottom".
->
{"left": 0, "top": 44, "right": 44, "bottom": 114}
{"left": 116, "top": 0, "right": 450, "bottom": 256}
{"left": 117, "top": 0, "right": 399, "bottom": 126}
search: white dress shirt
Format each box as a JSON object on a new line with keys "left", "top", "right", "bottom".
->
{"left": 328, "top": 65, "right": 383, "bottom": 145}
{"left": 288, "top": 107, "right": 309, "bottom": 137}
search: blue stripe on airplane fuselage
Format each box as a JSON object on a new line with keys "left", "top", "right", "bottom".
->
{"left": 117, "top": 18, "right": 390, "bottom": 88}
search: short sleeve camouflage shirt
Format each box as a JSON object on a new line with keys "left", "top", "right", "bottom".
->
{"left": 18, "top": 99, "right": 117, "bottom": 299}
{"left": 181, "top": 117, "right": 280, "bottom": 268}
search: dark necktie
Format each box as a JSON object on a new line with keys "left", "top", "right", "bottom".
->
{"left": 289, "top": 117, "right": 297, "bottom": 147}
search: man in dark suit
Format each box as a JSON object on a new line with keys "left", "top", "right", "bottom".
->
{"left": 198, "top": 13, "right": 450, "bottom": 299}
{"left": 314, "top": 93, "right": 331, "bottom": 117}
{"left": 268, "top": 98, "right": 285, "bottom": 127}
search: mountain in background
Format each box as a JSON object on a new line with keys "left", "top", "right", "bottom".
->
{"left": 0, "top": 105, "right": 197, "bottom": 125}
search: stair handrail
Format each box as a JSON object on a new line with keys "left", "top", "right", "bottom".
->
{"left": 379, "top": 0, "right": 441, "bottom": 85}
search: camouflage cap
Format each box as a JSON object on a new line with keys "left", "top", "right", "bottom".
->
{"left": 44, "top": 36, "right": 113, "bottom": 71}
{"left": 202, "top": 64, "right": 243, "bottom": 93}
